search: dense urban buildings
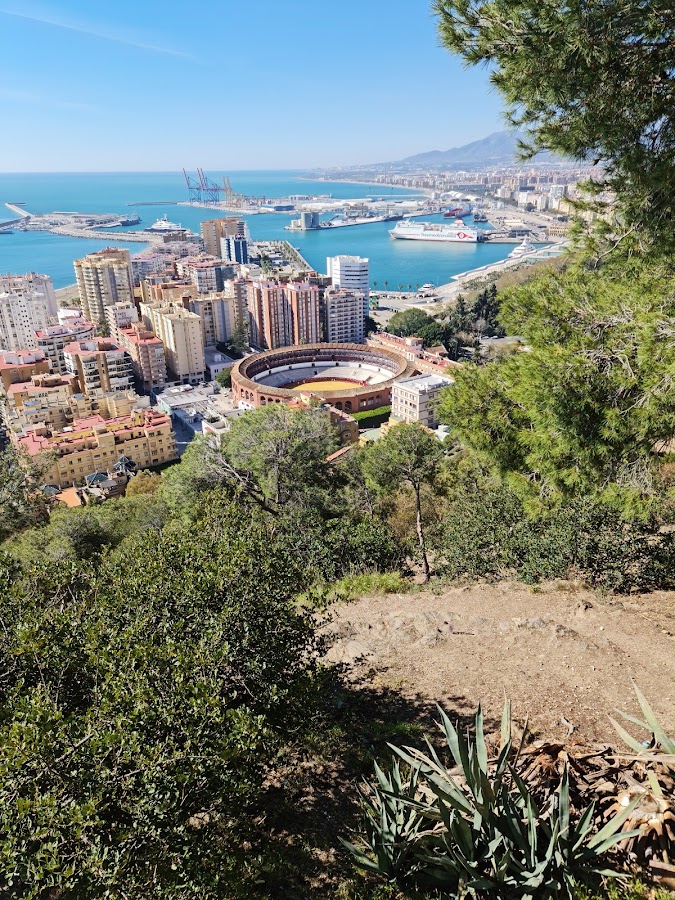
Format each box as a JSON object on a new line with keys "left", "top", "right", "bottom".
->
{"left": 0, "top": 349, "right": 50, "bottom": 391}
{"left": 200, "top": 217, "right": 248, "bottom": 257}
{"left": 287, "top": 283, "right": 321, "bottom": 345}
{"left": 74, "top": 248, "right": 134, "bottom": 326}
{"left": 118, "top": 323, "right": 168, "bottom": 393}
{"left": 36, "top": 318, "right": 96, "bottom": 374}
{"left": 0, "top": 272, "right": 57, "bottom": 317}
{"left": 63, "top": 338, "right": 135, "bottom": 394}
{"left": 0, "top": 287, "right": 53, "bottom": 352}
{"left": 247, "top": 281, "right": 320, "bottom": 350}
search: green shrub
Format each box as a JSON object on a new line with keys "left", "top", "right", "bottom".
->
{"left": 432, "top": 483, "right": 675, "bottom": 592}
{"left": 331, "top": 571, "right": 408, "bottom": 600}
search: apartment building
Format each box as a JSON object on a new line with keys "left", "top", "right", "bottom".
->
{"left": 0, "top": 289, "right": 53, "bottom": 352}
{"left": 0, "top": 349, "right": 51, "bottom": 392}
{"left": 391, "top": 374, "right": 453, "bottom": 428}
{"left": 74, "top": 248, "right": 134, "bottom": 325}
{"left": 140, "top": 277, "right": 195, "bottom": 305}
{"left": 36, "top": 318, "right": 96, "bottom": 374}
{"left": 287, "top": 283, "right": 320, "bottom": 345}
{"left": 0, "top": 273, "right": 57, "bottom": 317}
{"left": 323, "top": 287, "right": 365, "bottom": 344}
{"left": 140, "top": 300, "right": 205, "bottom": 384}
{"left": 326, "top": 255, "right": 370, "bottom": 316}
{"left": 17, "top": 408, "right": 177, "bottom": 489}
{"left": 118, "top": 323, "right": 168, "bottom": 393}
{"left": 63, "top": 339, "right": 135, "bottom": 394}
{"left": 131, "top": 253, "right": 169, "bottom": 286}
{"left": 105, "top": 301, "right": 139, "bottom": 340}
{"left": 200, "top": 217, "right": 248, "bottom": 256}
{"left": 5, "top": 375, "right": 148, "bottom": 433}
{"left": 175, "top": 256, "right": 236, "bottom": 294}
{"left": 188, "top": 292, "right": 242, "bottom": 348}
{"left": 221, "top": 235, "right": 249, "bottom": 264}
{"left": 247, "top": 282, "right": 292, "bottom": 350}
{"left": 246, "top": 281, "right": 319, "bottom": 350}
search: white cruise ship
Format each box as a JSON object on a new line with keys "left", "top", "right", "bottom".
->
{"left": 389, "top": 220, "right": 484, "bottom": 243}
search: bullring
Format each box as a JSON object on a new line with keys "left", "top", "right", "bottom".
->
{"left": 231, "top": 343, "right": 415, "bottom": 413}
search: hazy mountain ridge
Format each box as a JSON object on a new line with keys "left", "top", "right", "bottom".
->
{"left": 378, "top": 130, "right": 560, "bottom": 169}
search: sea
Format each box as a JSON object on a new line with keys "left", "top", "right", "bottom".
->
{"left": 0, "top": 171, "right": 515, "bottom": 289}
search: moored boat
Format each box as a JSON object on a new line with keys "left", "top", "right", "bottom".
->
{"left": 389, "top": 220, "right": 484, "bottom": 243}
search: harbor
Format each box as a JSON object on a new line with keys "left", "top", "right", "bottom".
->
{"left": 0, "top": 171, "right": 553, "bottom": 290}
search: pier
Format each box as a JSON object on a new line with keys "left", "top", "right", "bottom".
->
{"left": 49, "top": 226, "right": 156, "bottom": 242}
{"left": 1, "top": 203, "right": 32, "bottom": 230}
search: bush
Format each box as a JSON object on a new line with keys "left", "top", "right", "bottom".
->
{"left": 330, "top": 571, "right": 408, "bottom": 600}
{"left": 432, "top": 482, "right": 675, "bottom": 592}
{"left": 0, "top": 505, "right": 325, "bottom": 898}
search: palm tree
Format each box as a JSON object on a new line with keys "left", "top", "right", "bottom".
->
{"left": 397, "top": 283, "right": 403, "bottom": 293}
{"left": 407, "top": 283, "right": 412, "bottom": 292}
{"left": 383, "top": 280, "right": 389, "bottom": 291}
{"left": 372, "top": 280, "right": 378, "bottom": 290}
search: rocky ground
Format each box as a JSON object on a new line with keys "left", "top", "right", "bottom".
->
{"left": 324, "top": 580, "right": 675, "bottom": 744}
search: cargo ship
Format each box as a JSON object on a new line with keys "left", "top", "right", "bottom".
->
{"left": 389, "top": 220, "right": 485, "bottom": 243}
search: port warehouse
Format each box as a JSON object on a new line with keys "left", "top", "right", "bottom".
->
{"left": 232, "top": 343, "right": 415, "bottom": 413}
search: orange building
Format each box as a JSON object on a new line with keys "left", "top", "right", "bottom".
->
{"left": 16, "top": 408, "right": 177, "bottom": 488}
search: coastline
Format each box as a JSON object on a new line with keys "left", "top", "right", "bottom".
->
{"left": 298, "top": 175, "right": 431, "bottom": 197}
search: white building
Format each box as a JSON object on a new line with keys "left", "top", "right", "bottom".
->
{"left": 326, "top": 255, "right": 370, "bottom": 316}
{"left": 0, "top": 273, "right": 57, "bottom": 318}
{"left": 391, "top": 373, "right": 453, "bottom": 428}
{"left": 323, "top": 288, "right": 365, "bottom": 344}
{"left": 131, "top": 253, "right": 169, "bottom": 285}
{"left": 105, "top": 301, "right": 139, "bottom": 340}
{"left": 36, "top": 318, "right": 96, "bottom": 374}
{"left": 0, "top": 289, "right": 53, "bottom": 352}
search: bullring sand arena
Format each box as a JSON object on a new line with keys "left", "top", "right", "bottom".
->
{"left": 231, "top": 343, "right": 415, "bottom": 413}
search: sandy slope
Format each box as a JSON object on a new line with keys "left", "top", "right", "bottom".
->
{"left": 324, "top": 580, "right": 675, "bottom": 743}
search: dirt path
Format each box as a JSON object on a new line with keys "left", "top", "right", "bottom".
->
{"left": 324, "top": 580, "right": 675, "bottom": 744}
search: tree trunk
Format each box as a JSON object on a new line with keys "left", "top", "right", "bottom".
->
{"left": 415, "top": 484, "right": 430, "bottom": 583}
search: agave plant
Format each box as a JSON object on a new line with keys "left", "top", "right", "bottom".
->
{"left": 608, "top": 684, "right": 675, "bottom": 883}
{"left": 341, "top": 758, "right": 428, "bottom": 881}
{"left": 344, "top": 702, "right": 642, "bottom": 898}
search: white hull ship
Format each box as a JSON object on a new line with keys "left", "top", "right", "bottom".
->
{"left": 145, "top": 214, "right": 185, "bottom": 233}
{"left": 389, "top": 220, "right": 484, "bottom": 243}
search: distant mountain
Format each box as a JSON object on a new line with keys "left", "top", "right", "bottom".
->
{"left": 399, "top": 131, "right": 520, "bottom": 167}
{"left": 377, "top": 130, "right": 561, "bottom": 169}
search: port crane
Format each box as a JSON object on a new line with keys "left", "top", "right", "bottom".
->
{"left": 182, "top": 169, "right": 248, "bottom": 207}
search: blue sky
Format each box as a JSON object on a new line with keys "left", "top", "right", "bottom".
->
{"left": 0, "top": 1, "right": 505, "bottom": 171}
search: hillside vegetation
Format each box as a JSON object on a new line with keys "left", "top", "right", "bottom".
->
{"left": 2, "top": 0, "right": 675, "bottom": 896}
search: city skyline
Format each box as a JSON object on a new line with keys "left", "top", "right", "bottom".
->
{"left": 0, "top": 0, "right": 504, "bottom": 172}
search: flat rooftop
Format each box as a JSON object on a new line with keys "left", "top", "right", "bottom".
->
{"left": 395, "top": 374, "right": 454, "bottom": 392}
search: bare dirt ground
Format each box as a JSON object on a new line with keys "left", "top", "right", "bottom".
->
{"left": 324, "top": 580, "right": 675, "bottom": 745}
